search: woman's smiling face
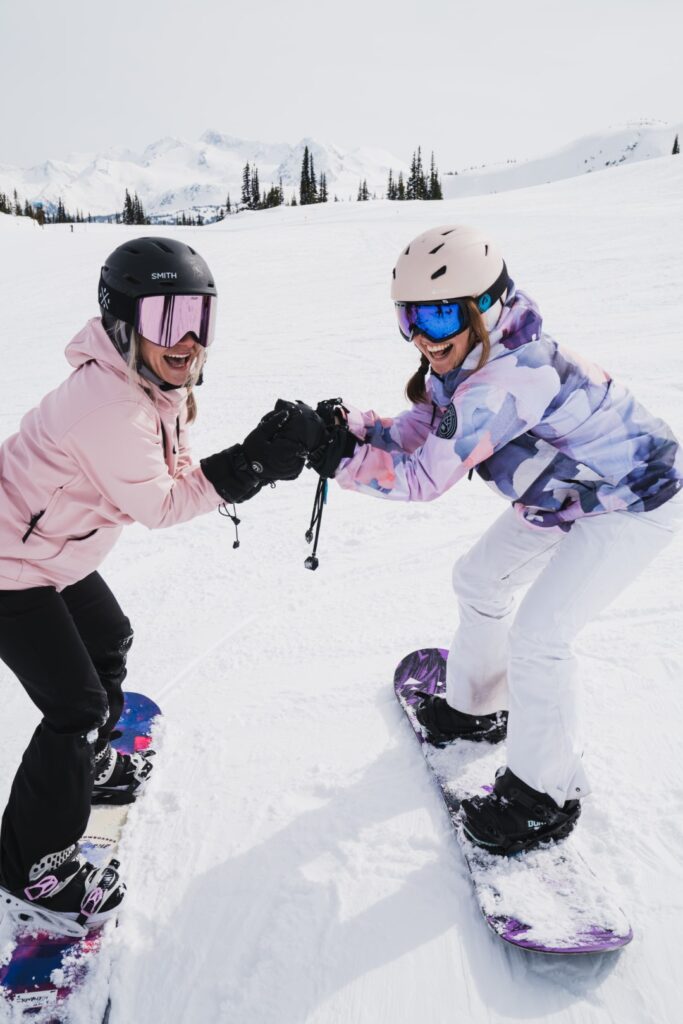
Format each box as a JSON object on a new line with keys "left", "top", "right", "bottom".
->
{"left": 139, "top": 333, "right": 199, "bottom": 385}
{"left": 411, "top": 327, "right": 473, "bottom": 374}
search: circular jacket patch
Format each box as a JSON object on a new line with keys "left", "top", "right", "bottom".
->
{"left": 437, "top": 404, "right": 457, "bottom": 440}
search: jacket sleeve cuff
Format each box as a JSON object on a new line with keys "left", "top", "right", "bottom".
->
{"left": 200, "top": 445, "right": 263, "bottom": 504}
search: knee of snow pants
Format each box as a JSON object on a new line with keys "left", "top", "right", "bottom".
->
{"left": 95, "top": 628, "right": 133, "bottom": 723}
{"left": 451, "top": 552, "right": 514, "bottom": 619}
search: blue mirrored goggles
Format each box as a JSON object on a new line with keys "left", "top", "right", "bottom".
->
{"left": 395, "top": 300, "right": 468, "bottom": 342}
{"left": 395, "top": 264, "right": 510, "bottom": 343}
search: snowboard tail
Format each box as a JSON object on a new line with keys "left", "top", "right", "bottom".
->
{"left": 0, "top": 691, "right": 161, "bottom": 1020}
{"left": 394, "top": 648, "right": 632, "bottom": 955}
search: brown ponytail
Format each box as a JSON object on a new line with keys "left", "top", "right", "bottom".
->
{"left": 405, "top": 353, "right": 430, "bottom": 404}
{"left": 403, "top": 299, "right": 493, "bottom": 405}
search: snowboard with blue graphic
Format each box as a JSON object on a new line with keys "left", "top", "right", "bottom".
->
{"left": 395, "top": 648, "right": 632, "bottom": 955}
{"left": 0, "top": 691, "right": 161, "bottom": 1021}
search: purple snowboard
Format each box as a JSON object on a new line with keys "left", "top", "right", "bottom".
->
{"left": 0, "top": 691, "right": 161, "bottom": 1020}
{"left": 394, "top": 648, "right": 632, "bottom": 955}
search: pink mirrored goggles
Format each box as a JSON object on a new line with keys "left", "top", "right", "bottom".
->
{"left": 135, "top": 294, "right": 217, "bottom": 349}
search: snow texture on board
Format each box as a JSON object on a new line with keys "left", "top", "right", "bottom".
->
{"left": 394, "top": 648, "right": 632, "bottom": 955}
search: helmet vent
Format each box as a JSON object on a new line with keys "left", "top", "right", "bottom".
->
{"left": 392, "top": 268, "right": 396, "bottom": 279}
{"left": 188, "top": 246, "right": 197, "bottom": 255}
{"left": 125, "top": 247, "right": 141, "bottom": 255}
{"left": 152, "top": 240, "right": 173, "bottom": 254}
{"left": 431, "top": 265, "right": 447, "bottom": 281}
{"left": 404, "top": 245, "right": 410, "bottom": 255}
{"left": 124, "top": 273, "right": 141, "bottom": 284}
{"left": 485, "top": 244, "right": 489, "bottom": 255}
{"left": 429, "top": 243, "right": 445, "bottom": 255}
{"left": 441, "top": 229, "right": 455, "bottom": 236}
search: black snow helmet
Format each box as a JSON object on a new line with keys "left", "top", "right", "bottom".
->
{"left": 98, "top": 236, "right": 217, "bottom": 327}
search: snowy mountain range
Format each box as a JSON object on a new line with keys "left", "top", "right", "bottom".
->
{"left": 0, "top": 119, "right": 680, "bottom": 222}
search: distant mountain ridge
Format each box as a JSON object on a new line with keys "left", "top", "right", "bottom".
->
{"left": 0, "top": 134, "right": 408, "bottom": 220}
{"left": 1, "top": 120, "right": 680, "bottom": 221}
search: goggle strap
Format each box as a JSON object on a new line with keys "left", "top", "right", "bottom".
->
{"left": 474, "top": 262, "right": 509, "bottom": 314}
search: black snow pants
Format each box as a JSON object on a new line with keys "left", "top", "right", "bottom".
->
{"left": 0, "top": 572, "right": 133, "bottom": 890}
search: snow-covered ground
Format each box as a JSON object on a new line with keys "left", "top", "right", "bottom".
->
{"left": 1, "top": 152, "right": 682, "bottom": 1023}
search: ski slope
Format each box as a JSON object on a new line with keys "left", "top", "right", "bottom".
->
{"left": 1, "top": 153, "right": 682, "bottom": 1023}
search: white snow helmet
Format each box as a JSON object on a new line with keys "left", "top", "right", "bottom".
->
{"left": 391, "top": 225, "right": 509, "bottom": 330}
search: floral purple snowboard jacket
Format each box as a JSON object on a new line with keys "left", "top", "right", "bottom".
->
{"left": 336, "top": 286, "right": 682, "bottom": 531}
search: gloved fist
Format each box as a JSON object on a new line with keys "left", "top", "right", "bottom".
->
{"left": 270, "top": 399, "right": 328, "bottom": 453}
{"left": 242, "top": 408, "right": 307, "bottom": 482}
{"left": 307, "top": 423, "right": 358, "bottom": 478}
{"left": 200, "top": 407, "right": 308, "bottom": 503}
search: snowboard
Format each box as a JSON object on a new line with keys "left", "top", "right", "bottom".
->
{"left": 0, "top": 691, "right": 161, "bottom": 1020}
{"left": 394, "top": 648, "right": 632, "bottom": 955}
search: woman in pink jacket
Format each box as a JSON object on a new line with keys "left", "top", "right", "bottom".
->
{"left": 0, "top": 237, "right": 319, "bottom": 932}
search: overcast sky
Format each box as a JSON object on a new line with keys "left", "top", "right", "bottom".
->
{"left": 1, "top": 0, "right": 682, "bottom": 170}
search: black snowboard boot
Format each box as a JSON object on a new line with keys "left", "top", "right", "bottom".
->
{"left": 1, "top": 844, "right": 126, "bottom": 936}
{"left": 414, "top": 693, "right": 508, "bottom": 747}
{"left": 460, "top": 768, "right": 581, "bottom": 856}
{"left": 92, "top": 744, "right": 154, "bottom": 805}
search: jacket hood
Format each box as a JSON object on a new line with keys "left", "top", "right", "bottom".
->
{"left": 64, "top": 317, "right": 187, "bottom": 406}
{"left": 65, "top": 317, "right": 131, "bottom": 378}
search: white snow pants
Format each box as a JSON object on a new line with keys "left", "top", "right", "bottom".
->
{"left": 446, "top": 493, "right": 683, "bottom": 806}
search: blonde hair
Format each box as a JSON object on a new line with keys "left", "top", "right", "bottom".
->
{"left": 404, "top": 298, "right": 492, "bottom": 405}
{"left": 108, "top": 319, "right": 205, "bottom": 424}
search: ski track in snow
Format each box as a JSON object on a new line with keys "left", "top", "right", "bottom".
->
{"left": 1, "top": 155, "right": 683, "bottom": 1023}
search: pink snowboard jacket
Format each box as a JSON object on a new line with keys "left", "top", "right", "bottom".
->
{"left": 0, "top": 318, "right": 220, "bottom": 591}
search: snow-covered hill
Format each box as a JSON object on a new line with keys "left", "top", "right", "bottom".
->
{"left": 1, "top": 119, "right": 681, "bottom": 222}
{"left": 443, "top": 119, "right": 682, "bottom": 197}
{"left": 1, "top": 152, "right": 683, "bottom": 1023}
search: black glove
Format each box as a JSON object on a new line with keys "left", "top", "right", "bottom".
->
{"left": 242, "top": 408, "right": 308, "bottom": 482}
{"left": 308, "top": 423, "right": 358, "bottom": 477}
{"left": 270, "top": 399, "right": 328, "bottom": 452}
{"left": 200, "top": 409, "right": 306, "bottom": 503}
{"left": 200, "top": 444, "right": 263, "bottom": 503}
{"left": 307, "top": 398, "right": 360, "bottom": 478}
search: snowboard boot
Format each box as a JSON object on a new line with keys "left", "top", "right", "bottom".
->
{"left": 414, "top": 693, "right": 508, "bottom": 747}
{"left": 0, "top": 844, "right": 126, "bottom": 937}
{"left": 460, "top": 767, "right": 581, "bottom": 856}
{"left": 92, "top": 743, "right": 154, "bottom": 805}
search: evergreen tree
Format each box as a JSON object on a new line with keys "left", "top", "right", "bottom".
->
{"left": 241, "top": 163, "right": 251, "bottom": 208}
{"left": 386, "top": 169, "right": 397, "bottom": 200}
{"left": 300, "top": 145, "right": 312, "bottom": 205}
{"left": 318, "top": 171, "right": 328, "bottom": 203}
{"left": 122, "top": 189, "right": 134, "bottom": 224}
{"left": 0, "top": 191, "right": 8, "bottom": 214}
{"left": 131, "top": 191, "right": 147, "bottom": 224}
{"left": 226, "top": 193, "right": 232, "bottom": 214}
{"left": 428, "top": 152, "right": 443, "bottom": 200}
{"left": 249, "top": 166, "right": 260, "bottom": 209}
{"left": 13, "top": 189, "right": 22, "bottom": 216}
{"left": 357, "top": 179, "right": 370, "bottom": 201}
{"left": 406, "top": 147, "right": 428, "bottom": 200}
{"left": 673, "top": 134, "right": 680, "bottom": 156}
{"left": 397, "top": 172, "right": 406, "bottom": 201}
{"left": 291, "top": 194, "right": 298, "bottom": 207}
{"left": 309, "top": 151, "right": 318, "bottom": 203}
